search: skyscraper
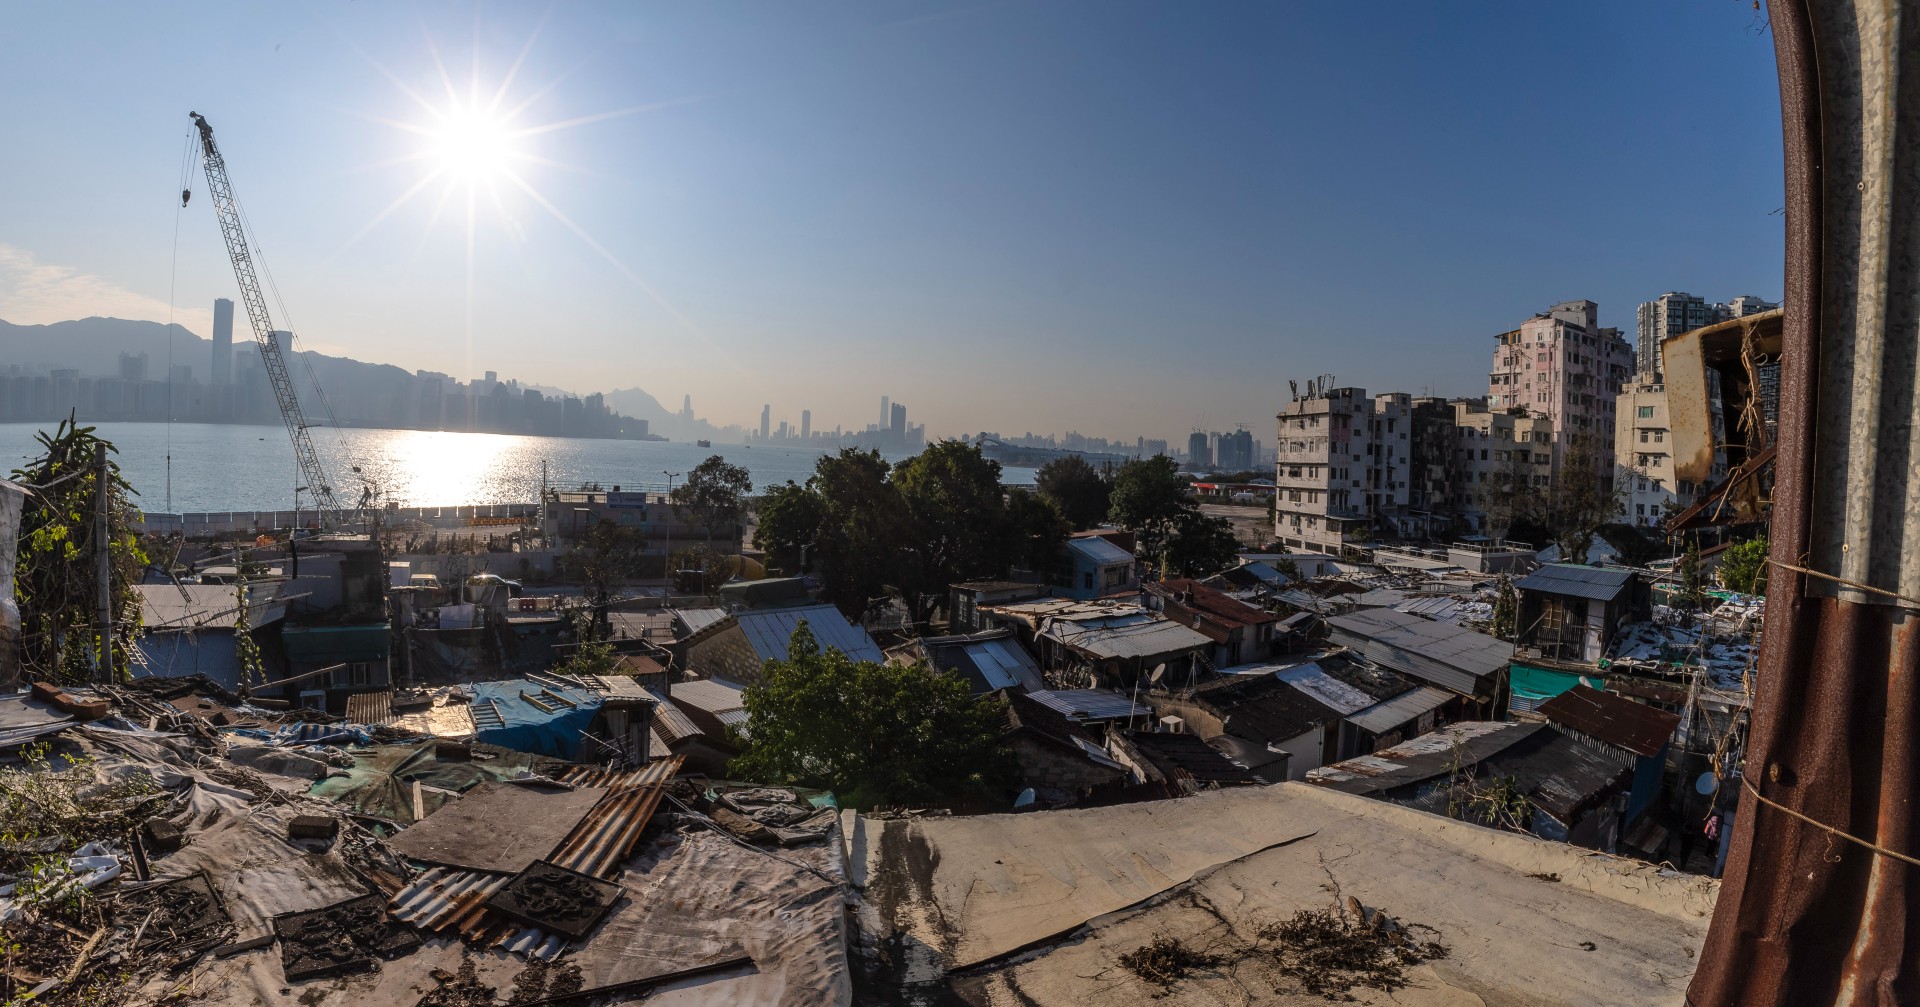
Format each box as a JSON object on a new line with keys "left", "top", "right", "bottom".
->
{"left": 1634, "top": 292, "right": 1777, "bottom": 379}
{"left": 1187, "top": 431, "right": 1210, "bottom": 468}
{"left": 890, "top": 402, "right": 907, "bottom": 447}
{"left": 879, "top": 396, "right": 890, "bottom": 430}
{"left": 801, "top": 409, "right": 811, "bottom": 441}
{"left": 760, "top": 404, "right": 771, "bottom": 440}
{"left": 211, "top": 298, "right": 234, "bottom": 385}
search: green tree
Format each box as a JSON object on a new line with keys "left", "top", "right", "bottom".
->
{"left": 1108, "top": 456, "right": 1191, "bottom": 566}
{"left": 891, "top": 440, "right": 1015, "bottom": 624}
{"left": 1005, "top": 488, "right": 1071, "bottom": 581}
{"left": 10, "top": 419, "right": 147, "bottom": 684}
{"left": 1163, "top": 509, "right": 1240, "bottom": 578}
{"left": 558, "top": 518, "right": 648, "bottom": 634}
{"left": 1034, "top": 456, "right": 1112, "bottom": 530}
{"left": 752, "top": 480, "right": 825, "bottom": 573}
{"left": 730, "top": 622, "right": 1015, "bottom": 808}
{"left": 1718, "top": 537, "right": 1769, "bottom": 595}
{"left": 672, "top": 455, "right": 753, "bottom": 553}
{"left": 810, "top": 449, "right": 913, "bottom": 619}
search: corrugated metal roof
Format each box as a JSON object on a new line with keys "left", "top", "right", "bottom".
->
{"left": 919, "top": 632, "right": 1047, "bottom": 694}
{"left": 1512, "top": 564, "right": 1638, "bottom": 601}
{"left": 1307, "top": 721, "right": 1524, "bottom": 791}
{"left": 1042, "top": 612, "right": 1212, "bottom": 661}
{"left": 1274, "top": 663, "right": 1377, "bottom": 715}
{"left": 673, "top": 607, "right": 732, "bottom": 637}
{"left": 643, "top": 689, "right": 703, "bottom": 745}
{"left": 1537, "top": 685, "right": 1680, "bottom": 758}
{"left": 736, "top": 604, "right": 883, "bottom": 663}
{"left": 1344, "top": 686, "right": 1454, "bottom": 735}
{"left": 667, "top": 679, "right": 746, "bottom": 716}
{"left": 1325, "top": 608, "right": 1512, "bottom": 697}
{"left": 345, "top": 690, "right": 393, "bottom": 726}
{"left": 1026, "top": 689, "right": 1145, "bottom": 722}
{"left": 1067, "top": 536, "right": 1134, "bottom": 566}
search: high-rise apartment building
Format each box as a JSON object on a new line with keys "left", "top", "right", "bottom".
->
{"left": 879, "top": 396, "right": 890, "bottom": 430}
{"left": 119, "top": 352, "right": 147, "bottom": 382}
{"left": 1487, "top": 300, "right": 1633, "bottom": 476}
{"left": 1216, "top": 429, "right": 1254, "bottom": 471}
{"left": 760, "top": 404, "right": 771, "bottom": 440}
{"left": 889, "top": 402, "right": 907, "bottom": 446}
{"left": 211, "top": 298, "right": 234, "bottom": 385}
{"left": 801, "top": 409, "right": 811, "bottom": 441}
{"left": 1274, "top": 387, "right": 1374, "bottom": 555}
{"left": 1451, "top": 400, "right": 1553, "bottom": 539}
{"left": 1187, "top": 431, "right": 1211, "bottom": 469}
{"left": 1634, "top": 292, "right": 1777, "bottom": 379}
{"left": 1367, "top": 394, "right": 1412, "bottom": 533}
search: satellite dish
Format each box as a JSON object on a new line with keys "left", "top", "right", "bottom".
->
{"left": 1149, "top": 663, "right": 1167, "bottom": 685}
{"left": 1694, "top": 771, "right": 1717, "bottom": 795}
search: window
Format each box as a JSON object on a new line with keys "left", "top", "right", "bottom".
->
{"left": 1640, "top": 430, "right": 1649, "bottom": 443}
{"left": 1653, "top": 430, "right": 1664, "bottom": 443}
{"left": 1082, "top": 572, "right": 1094, "bottom": 590}
{"left": 1637, "top": 406, "right": 1655, "bottom": 418}
{"left": 1480, "top": 449, "right": 1488, "bottom": 460}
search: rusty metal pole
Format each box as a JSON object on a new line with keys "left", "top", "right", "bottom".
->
{"left": 1688, "top": 2, "right": 1920, "bottom": 1003}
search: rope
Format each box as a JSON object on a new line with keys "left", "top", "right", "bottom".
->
{"left": 1768, "top": 558, "right": 1920, "bottom": 610}
{"left": 165, "top": 130, "right": 194, "bottom": 514}
{"left": 1742, "top": 776, "right": 1920, "bottom": 869}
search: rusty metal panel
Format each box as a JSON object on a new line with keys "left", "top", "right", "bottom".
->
{"left": 1663, "top": 322, "right": 1720, "bottom": 488}
{"left": 1689, "top": 2, "right": 1920, "bottom": 1004}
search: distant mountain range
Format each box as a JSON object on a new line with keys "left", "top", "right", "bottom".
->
{"left": 0, "top": 315, "right": 724, "bottom": 436}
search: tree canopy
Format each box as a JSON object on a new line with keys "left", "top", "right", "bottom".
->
{"left": 757, "top": 443, "right": 1069, "bottom": 625}
{"left": 1718, "top": 537, "right": 1769, "bottom": 595}
{"left": 557, "top": 518, "right": 647, "bottom": 633}
{"left": 729, "top": 622, "right": 1015, "bottom": 809}
{"left": 891, "top": 440, "right": 1014, "bottom": 623}
{"left": 10, "top": 419, "right": 146, "bottom": 683}
{"left": 1034, "top": 455, "right": 1112, "bottom": 530}
{"left": 1107, "top": 456, "right": 1241, "bottom": 577}
{"left": 1107, "top": 456, "right": 1191, "bottom": 564}
{"left": 672, "top": 455, "right": 752, "bottom": 550}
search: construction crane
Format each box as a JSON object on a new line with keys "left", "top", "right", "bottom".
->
{"left": 188, "top": 111, "right": 345, "bottom": 528}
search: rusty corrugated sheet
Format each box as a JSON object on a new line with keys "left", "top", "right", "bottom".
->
{"left": 549, "top": 756, "right": 683, "bottom": 878}
{"left": 1688, "top": 3, "right": 1920, "bottom": 1004}
{"left": 384, "top": 755, "right": 682, "bottom": 956}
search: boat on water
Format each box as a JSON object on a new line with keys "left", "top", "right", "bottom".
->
{"left": 696, "top": 439, "right": 711, "bottom": 447}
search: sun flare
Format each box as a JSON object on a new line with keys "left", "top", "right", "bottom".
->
{"left": 428, "top": 104, "right": 516, "bottom": 182}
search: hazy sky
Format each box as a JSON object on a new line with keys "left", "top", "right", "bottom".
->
{"left": 0, "top": 2, "right": 1784, "bottom": 441}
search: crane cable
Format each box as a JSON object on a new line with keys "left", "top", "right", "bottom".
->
{"left": 165, "top": 129, "right": 195, "bottom": 514}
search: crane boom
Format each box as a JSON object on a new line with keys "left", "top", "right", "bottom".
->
{"left": 189, "top": 111, "right": 343, "bottom": 527}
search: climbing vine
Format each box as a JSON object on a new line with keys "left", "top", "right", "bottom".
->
{"left": 9, "top": 419, "right": 147, "bottom": 684}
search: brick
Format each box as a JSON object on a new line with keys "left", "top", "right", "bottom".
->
{"left": 288, "top": 815, "right": 339, "bottom": 841}
{"left": 141, "top": 818, "right": 184, "bottom": 854}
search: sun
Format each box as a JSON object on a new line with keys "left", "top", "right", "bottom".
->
{"left": 428, "top": 103, "right": 517, "bottom": 182}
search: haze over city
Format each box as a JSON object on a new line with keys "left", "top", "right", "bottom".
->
{"left": 0, "top": 2, "right": 1784, "bottom": 440}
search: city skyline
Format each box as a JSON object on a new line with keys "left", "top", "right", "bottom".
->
{"left": 0, "top": 3, "right": 1784, "bottom": 439}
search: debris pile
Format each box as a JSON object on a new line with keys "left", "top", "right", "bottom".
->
{"left": 0, "top": 677, "right": 850, "bottom": 1007}
{"left": 1114, "top": 897, "right": 1449, "bottom": 1002}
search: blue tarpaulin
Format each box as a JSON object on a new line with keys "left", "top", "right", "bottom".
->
{"left": 466, "top": 678, "right": 603, "bottom": 760}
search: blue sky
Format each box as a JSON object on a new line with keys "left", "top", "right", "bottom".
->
{"left": 0, "top": 2, "right": 1784, "bottom": 440}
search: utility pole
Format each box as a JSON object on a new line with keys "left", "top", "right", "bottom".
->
{"left": 93, "top": 443, "right": 112, "bottom": 683}
{"left": 662, "top": 470, "right": 681, "bottom": 590}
